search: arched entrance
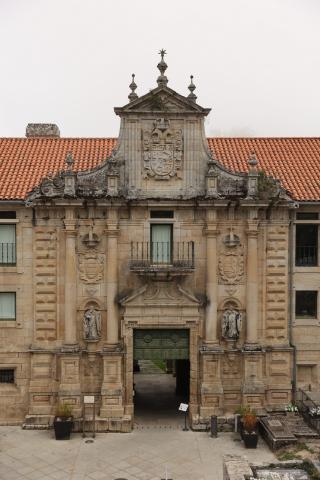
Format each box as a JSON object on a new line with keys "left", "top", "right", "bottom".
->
{"left": 120, "top": 282, "right": 200, "bottom": 428}
{"left": 133, "top": 329, "right": 190, "bottom": 425}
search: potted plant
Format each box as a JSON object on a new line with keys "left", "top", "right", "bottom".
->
{"left": 53, "top": 403, "right": 73, "bottom": 440}
{"left": 235, "top": 405, "right": 251, "bottom": 439}
{"left": 242, "top": 409, "right": 259, "bottom": 449}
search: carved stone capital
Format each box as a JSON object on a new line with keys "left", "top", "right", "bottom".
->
{"left": 105, "top": 227, "right": 120, "bottom": 238}
{"left": 204, "top": 225, "right": 219, "bottom": 237}
{"left": 246, "top": 220, "right": 259, "bottom": 238}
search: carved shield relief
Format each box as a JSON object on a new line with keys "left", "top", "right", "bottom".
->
{"left": 143, "top": 118, "right": 183, "bottom": 180}
{"left": 218, "top": 249, "right": 244, "bottom": 285}
{"left": 78, "top": 253, "right": 105, "bottom": 284}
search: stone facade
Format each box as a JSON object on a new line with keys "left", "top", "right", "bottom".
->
{"left": 0, "top": 54, "right": 318, "bottom": 430}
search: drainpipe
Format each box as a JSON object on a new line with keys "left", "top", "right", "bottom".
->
{"left": 288, "top": 208, "right": 297, "bottom": 401}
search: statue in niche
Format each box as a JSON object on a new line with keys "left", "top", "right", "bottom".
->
{"left": 222, "top": 309, "right": 242, "bottom": 340}
{"left": 83, "top": 306, "right": 101, "bottom": 340}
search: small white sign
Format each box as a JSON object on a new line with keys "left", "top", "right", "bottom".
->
{"left": 179, "top": 403, "right": 189, "bottom": 412}
{"left": 84, "top": 395, "right": 95, "bottom": 404}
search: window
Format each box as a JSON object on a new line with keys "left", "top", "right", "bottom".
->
{"left": 150, "top": 224, "right": 172, "bottom": 264}
{"left": 296, "top": 212, "right": 318, "bottom": 220}
{"left": 0, "top": 224, "right": 16, "bottom": 265}
{"left": 150, "top": 210, "right": 174, "bottom": 219}
{"left": 0, "top": 369, "right": 14, "bottom": 384}
{"left": 0, "top": 293, "right": 16, "bottom": 321}
{"left": 296, "top": 224, "right": 318, "bottom": 266}
{"left": 0, "top": 211, "right": 16, "bottom": 219}
{"left": 296, "top": 291, "right": 317, "bottom": 318}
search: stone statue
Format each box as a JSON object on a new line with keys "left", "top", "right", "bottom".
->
{"left": 83, "top": 307, "right": 101, "bottom": 340}
{"left": 222, "top": 309, "right": 241, "bottom": 339}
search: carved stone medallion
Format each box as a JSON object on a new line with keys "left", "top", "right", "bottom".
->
{"left": 143, "top": 118, "right": 183, "bottom": 180}
{"left": 78, "top": 253, "right": 105, "bottom": 284}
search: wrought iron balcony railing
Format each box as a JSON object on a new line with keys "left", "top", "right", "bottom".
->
{"left": 130, "top": 241, "right": 195, "bottom": 273}
{"left": 296, "top": 245, "right": 318, "bottom": 266}
{"left": 0, "top": 243, "right": 16, "bottom": 265}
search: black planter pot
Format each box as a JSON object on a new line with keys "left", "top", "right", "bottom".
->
{"left": 243, "top": 431, "right": 258, "bottom": 449}
{"left": 53, "top": 416, "right": 73, "bottom": 440}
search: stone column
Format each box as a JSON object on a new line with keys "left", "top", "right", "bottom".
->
{"left": 245, "top": 220, "right": 259, "bottom": 346}
{"left": 105, "top": 210, "right": 119, "bottom": 347}
{"left": 64, "top": 208, "right": 78, "bottom": 348}
{"left": 204, "top": 210, "right": 219, "bottom": 345}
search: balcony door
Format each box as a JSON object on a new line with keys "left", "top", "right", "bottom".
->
{"left": 151, "top": 224, "right": 172, "bottom": 264}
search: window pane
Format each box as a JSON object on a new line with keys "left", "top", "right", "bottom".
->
{"left": 296, "top": 291, "right": 317, "bottom": 318}
{"left": 151, "top": 224, "right": 172, "bottom": 264}
{"left": 0, "top": 225, "right": 16, "bottom": 264}
{"left": 0, "top": 211, "right": 16, "bottom": 219}
{"left": 150, "top": 211, "right": 174, "bottom": 219}
{"left": 295, "top": 225, "right": 318, "bottom": 266}
{"left": 0, "top": 293, "right": 16, "bottom": 320}
{"left": 296, "top": 212, "right": 318, "bottom": 220}
{"left": 0, "top": 369, "right": 14, "bottom": 383}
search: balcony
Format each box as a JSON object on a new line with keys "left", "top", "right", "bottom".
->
{"left": 296, "top": 246, "right": 318, "bottom": 267}
{"left": 0, "top": 243, "right": 16, "bottom": 265}
{"left": 130, "top": 241, "right": 195, "bottom": 276}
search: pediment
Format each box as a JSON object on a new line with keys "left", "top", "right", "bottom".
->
{"left": 120, "top": 282, "right": 201, "bottom": 307}
{"left": 115, "top": 86, "right": 210, "bottom": 116}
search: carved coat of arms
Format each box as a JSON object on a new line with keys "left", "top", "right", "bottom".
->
{"left": 143, "top": 118, "right": 183, "bottom": 180}
{"left": 78, "top": 253, "right": 105, "bottom": 284}
{"left": 218, "top": 248, "right": 244, "bottom": 285}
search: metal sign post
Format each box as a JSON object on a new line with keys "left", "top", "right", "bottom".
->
{"left": 179, "top": 402, "right": 189, "bottom": 431}
{"left": 82, "top": 395, "right": 96, "bottom": 439}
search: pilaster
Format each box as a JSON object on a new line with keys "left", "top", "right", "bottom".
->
{"left": 204, "top": 209, "right": 219, "bottom": 346}
{"left": 241, "top": 350, "right": 265, "bottom": 409}
{"left": 100, "top": 349, "right": 125, "bottom": 419}
{"left": 199, "top": 348, "right": 224, "bottom": 417}
{"left": 59, "top": 207, "right": 81, "bottom": 415}
{"left": 245, "top": 219, "right": 259, "bottom": 347}
{"left": 105, "top": 209, "right": 120, "bottom": 348}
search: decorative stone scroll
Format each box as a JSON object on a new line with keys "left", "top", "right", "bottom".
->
{"left": 143, "top": 118, "right": 183, "bottom": 180}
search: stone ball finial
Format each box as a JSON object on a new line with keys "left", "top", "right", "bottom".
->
{"left": 188, "top": 75, "right": 197, "bottom": 102}
{"left": 65, "top": 151, "right": 74, "bottom": 171}
{"left": 157, "top": 49, "right": 168, "bottom": 87}
{"left": 128, "top": 73, "right": 138, "bottom": 102}
{"left": 248, "top": 152, "right": 258, "bottom": 172}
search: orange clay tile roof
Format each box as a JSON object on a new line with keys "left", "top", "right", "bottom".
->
{"left": 0, "top": 137, "right": 319, "bottom": 201}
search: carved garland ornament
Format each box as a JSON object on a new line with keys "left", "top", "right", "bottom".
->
{"left": 143, "top": 118, "right": 183, "bottom": 180}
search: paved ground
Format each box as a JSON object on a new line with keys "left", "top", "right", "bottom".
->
{"left": 0, "top": 367, "right": 276, "bottom": 479}
{"left": 134, "top": 370, "right": 186, "bottom": 428}
{"left": 0, "top": 427, "right": 276, "bottom": 480}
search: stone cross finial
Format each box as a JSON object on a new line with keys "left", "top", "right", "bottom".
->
{"left": 128, "top": 74, "right": 138, "bottom": 102}
{"left": 65, "top": 151, "right": 74, "bottom": 171}
{"left": 157, "top": 49, "right": 168, "bottom": 87}
{"left": 188, "top": 75, "right": 197, "bottom": 102}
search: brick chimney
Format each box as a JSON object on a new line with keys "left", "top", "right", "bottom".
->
{"left": 26, "top": 123, "right": 60, "bottom": 138}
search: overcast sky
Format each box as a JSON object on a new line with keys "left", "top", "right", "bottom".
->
{"left": 1, "top": 0, "right": 319, "bottom": 138}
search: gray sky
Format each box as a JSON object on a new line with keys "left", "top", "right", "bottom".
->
{"left": 1, "top": 0, "right": 319, "bottom": 138}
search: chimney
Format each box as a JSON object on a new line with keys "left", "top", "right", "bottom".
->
{"left": 26, "top": 123, "right": 60, "bottom": 138}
